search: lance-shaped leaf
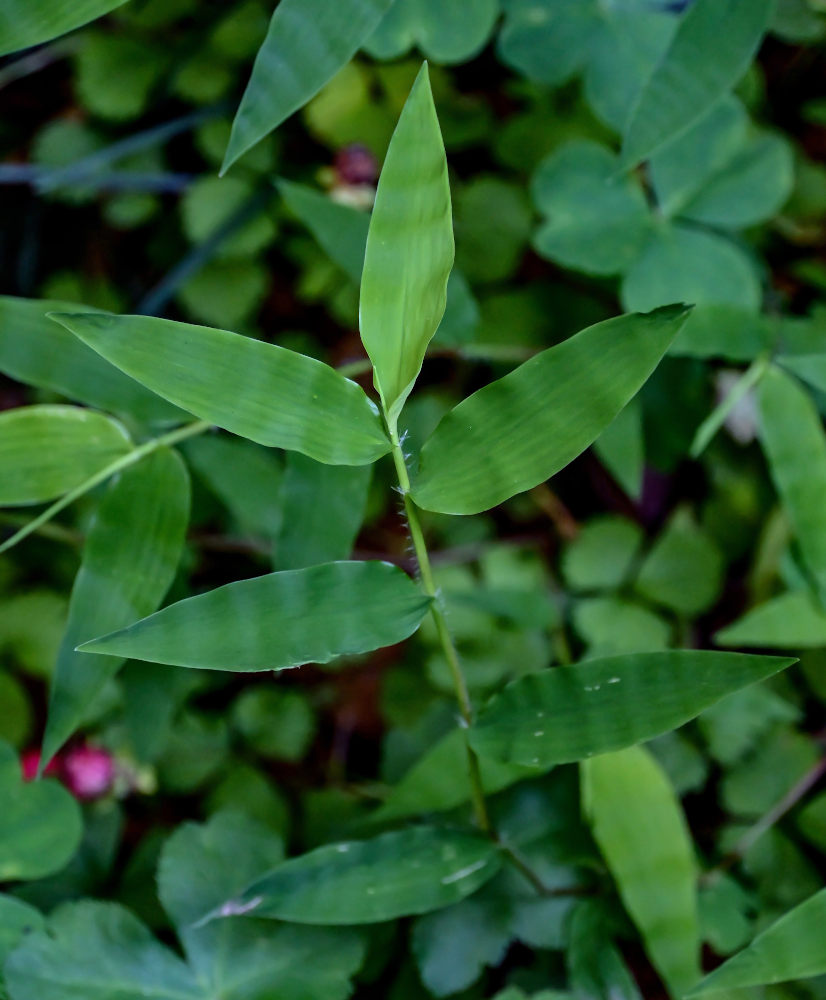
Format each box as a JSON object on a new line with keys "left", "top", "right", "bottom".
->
{"left": 622, "top": 0, "right": 775, "bottom": 167}
{"left": 758, "top": 366, "right": 826, "bottom": 603}
{"left": 222, "top": 0, "right": 394, "bottom": 173}
{"left": 687, "top": 887, "right": 826, "bottom": 994}
{"left": 470, "top": 651, "right": 795, "bottom": 768}
{"left": 42, "top": 448, "right": 190, "bottom": 764}
{"left": 0, "top": 297, "right": 182, "bottom": 425}
{"left": 716, "top": 590, "right": 826, "bottom": 648}
{"left": 0, "top": 0, "right": 129, "bottom": 57}
{"left": 222, "top": 826, "right": 502, "bottom": 925}
{"left": 51, "top": 312, "right": 389, "bottom": 466}
{"left": 412, "top": 306, "right": 690, "bottom": 515}
{"left": 78, "top": 561, "right": 431, "bottom": 671}
{"left": 359, "top": 63, "right": 454, "bottom": 429}
{"left": 0, "top": 405, "right": 131, "bottom": 506}
{"left": 583, "top": 746, "right": 700, "bottom": 997}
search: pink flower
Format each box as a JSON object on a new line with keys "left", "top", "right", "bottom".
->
{"left": 61, "top": 744, "right": 115, "bottom": 800}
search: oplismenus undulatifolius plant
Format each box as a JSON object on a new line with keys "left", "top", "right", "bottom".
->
{"left": 2, "top": 1, "right": 826, "bottom": 998}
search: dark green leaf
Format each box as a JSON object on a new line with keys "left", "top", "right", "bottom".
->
{"left": 412, "top": 306, "right": 690, "bottom": 515}
{"left": 568, "top": 901, "right": 643, "bottom": 1000}
{"left": 42, "top": 448, "right": 190, "bottom": 763}
{"left": 622, "top": 0, "right": 775, "bottom": 167}
{"left": 222, "top": 0, "right": 394, "bottom": 172}
{"left": 52, "top": 312, "right": 389, "bottom": 466}
{"left": 360, "top": 63, "right": 454, "bottom": 428}
{"left": 78, "top": 561, "right": 431, "bottom": 671}
{"left": 228, "top": 826, "right": 502, "bottom": 924}
{"left": 0, "top": 405, "right": 130, "bottom": 506}
{"left": 470, "top": 651, "right": 795, "bottom": 768}
{"left": 0, "top": 895, "right": 44, "bottom": 967}
{"left": 0, "top": 0, "right": 129, "bottom": 57}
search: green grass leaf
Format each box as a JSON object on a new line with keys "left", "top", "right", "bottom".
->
{"left": 42, "top": 448, "right": 190, "bottom": 763}
{"left": 360, "top": 63, "right": 454, "bottom": 429}
{"left": 583, "top": 745, "right": 700, "bottom": 996}
{"left": 52, "top": 312, "right": 389, "bottom": 466}
{"left": 226, "top": 826, "right": 502, "bottom": 924}
{"left": 412, "top": 306, "right": 690, "bottom": 515}
{"left": 687, "top": 888, "right": 826, "bottom": 993}
{"left": 622, "top": 0, "right": 775, "bottom": 168}
{"left": 0, "top": 405, "right": 131, "bottom": 506}
{"left": 0, "top": 0, "right": 129, "bottom": 57}
{"left": 470, "top": 651, "right": 795, "bottom": 768}
{"left": 222, "top": 0, "right": 394, "bottom": 173}
{"left": 77, "top": 561, "right": 431, "bottom": 671}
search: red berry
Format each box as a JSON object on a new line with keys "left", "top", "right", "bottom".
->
{"left": 20, "top": 748, "right": 60, "bottom": 782}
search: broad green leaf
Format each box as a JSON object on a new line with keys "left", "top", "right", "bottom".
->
{"left": 222, "top": 0, "right": 394, "bottom": 172}
{"left": 0, "top": 895, "right": 44, "bottom": 967}
{"left": 78, "top": 561, "right": 431, "bottom": 671}
{"left": 42, "top": 448, "right": 190, "bottom": 763}
{"left": 52, "top": 312, "right": 389, "bottom": 466}
{"left": 0, "top": 741, "right": 82, "bottom": 882}
{"left": 412, "top": 306, "right": 690, "bottom": 515}
{"left": 365, "top": 0, "right": 499, "bottom": 64}
{"left": 583, "top": 746, "right": 700, "bottom": 996}
{"left": 778, "top": 352, "right": 826, "bottom": 394}
{"left": 359, "top": 63, "right": 454, "bottom": 429}
{"left": 274, "top": 452, "right": 371, "bottom": 570}
{"left": 0, "top": 405, "right": 130, "bottom": 507}
{"left": 687, "top": 888, "right": 826, "bottom": 993}
{"left": 716, "top": 590, "right": 826, "bottom": 648}
{"left": 470, "top": 651, "right": 795, "bottom": 768}
{"left": 0, "top": 297, "right": 181, "bottom": 425}
{"left": 3, "top": 901, "right": 203, "bottom": 1000}
{"left": 0, "top": 0, "right": 129, "bottom": 57}
{"left": 226, "top": 826, "right": 502, "bottom": 924}
{"left": 593, "top": 399, "right": 645, "bottom": 499}
{"left": 622, "top": 0, "right": 775, "bottom": 167}
{"left": 572, "top": 598, "right": 671, "bottom": 658}
{"left": 758, "top": 366, "right": 826, "bottom": 602}
{"left": 561, "top": 516, "right": 643, "bottom": 592}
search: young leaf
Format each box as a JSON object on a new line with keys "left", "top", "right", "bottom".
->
{"left": 758, "top": 366, "right": 826, "bottom": 602}
{"left": 42, "top": 448, "right": 190, "bottom": 763}
{"left": 51, "top": 312, "right": 389, "bottom": 466}
{"left": 222, "top": 0, "right": 394, "bottom": 173}
{"left": 0, "top": 0, "right": 129, "bottom": 57}
{"left": 470, "top": 651, "right": 795, "bottom": 768}
{"left": 687, "top": 888, "right": 826, "bottom": 993}
{"left": 359, "top": 63, "right": 454, "bottom": 429}
{"left": 0, "top": 405, "right": 130, "bottom": 506}
{"left": 0, "top": 741, "right": 82, "bottom": 881}
{"left": 583, "top": 746, "right": 700, "bottom": 996}
{"left": 412, "top": 306, "right": 691, "bottom": 515}
{"left": 225, "top": 826, "right": 502, "bottom": 924}
{"left": 77, "top": 561, "right": 431, "bottom": 671}
{"left": 622, "top": 0, "right": 775, "bottom": 167}
{"left": 0, "top": 296, "right": 182, "bottom": 425}
{"left": 716, "top": 590, "right": 826, "bottom": 648}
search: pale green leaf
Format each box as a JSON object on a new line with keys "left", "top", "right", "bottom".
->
{"left": 365, "top": 0, "right": 499, "bottom": 64}
{"left": 758, "top": 366, "right": 826, "bottom": 602}
{"left": 52, "top": 312, "right": 389, "bottom": 466}
{"left": 359, "top": 63, "right": 454, "bottom": 428}
{"left": 0, "top": 742, "right": 82, "bottom": 882}
{"left": 412, "top": 306, "right": 690, "bottom": 515}
{"left": 227, "top": 826, "right": 502, "bottom": 924}
{"left": 470, "top": 651, "right": 795, "bottom": 768}
{"left": 0, "top": 296, "right": 182, "bottom": 425}
{"left": 572, "top": 598, "right": 672, "bottom": 658}
{"left": 0, "top": 405, "right": 130, "bottom": 507}
{"left": 583, "top": 745, "right": 700, "bottom": 996}
{"left": 777, "top": 352, "right": 826, "bottom": 394}
{"left": 716, "top": 590, "right": 826, "bottom": 648}
{"left": 222, "top": 0, "right": 394, "bottom": 172}
{"left": 561, "top": 516, "right": 643, "bottom": 592}
{"left": 77, "top": 561, "right": 431, "bottom": 671}
{"left": 687, "top": 888, "right": 826, "bottom": 993}
{"left": 42, "top": 448, "right": 190, "bottom": 763}
{"left": 622, "top": 0, "right": 775, "bottom": 167}
{"left": 0, "top": 0, "right": 129, "bottom": 57}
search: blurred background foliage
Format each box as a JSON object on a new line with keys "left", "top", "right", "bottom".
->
{"left": 2, "top": 1, "right": 826, "bottom": 998}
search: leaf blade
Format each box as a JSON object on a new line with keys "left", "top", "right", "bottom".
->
{"left": 0, "top": 0, "right": 129, "bottom": 57}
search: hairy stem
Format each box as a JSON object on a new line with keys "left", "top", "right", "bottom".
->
{"left": 0, "top": 419, "right": 211, "bottom": 555}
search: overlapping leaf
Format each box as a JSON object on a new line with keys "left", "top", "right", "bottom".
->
{"left": 365, "top": 0, "right": 499, "bottom": 64}
{"left": 0, "top": 0, "right": 129, "bottom": 57}
{"left": 470, "top": 651, "right": 795, "bottom": 768}
{"left": 78, "top": 561, "right": 431, "bottom": 671}
{"left": 222, "top": 0, "right": 394, "bottom": 172}
{"left": 359, "top": 64, "right": 454, "bottom": 428}
{"left": 52, "top": 312, "right": 389, "bottom": 466}
{"left": 412, "top": 306, "right": 689, "bottom": 515}
{"left": 0, "top": 405, "right": 130, "bottom": 506}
